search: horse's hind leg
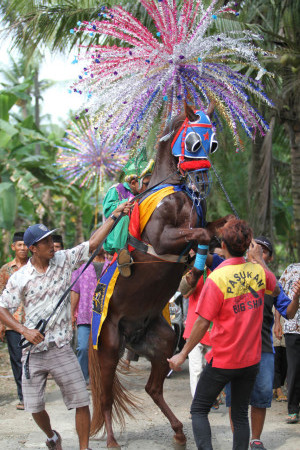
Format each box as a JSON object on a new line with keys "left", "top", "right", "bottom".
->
{"left": 142, "top": 317, "right": 186, "bottom": 446}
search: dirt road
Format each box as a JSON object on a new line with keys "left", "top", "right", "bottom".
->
{"left": 0, "top": 342, "right": 299, "bottom": 449}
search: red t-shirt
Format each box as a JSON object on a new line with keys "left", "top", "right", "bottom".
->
{"left": 195, "top": 257, "right": 277, "bottom": 369}
{"left": 183, "top": 271, "right": 211, "bottom": 346}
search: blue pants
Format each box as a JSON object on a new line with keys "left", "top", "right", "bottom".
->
{"left": 6, "top": 330, "right": 23, "bottom": 402}
{"left": 191, "top": 361, "right": 259, "bottom": 450}
{"left": 76, "top": 325, "right": 91, "bottom": 383}
{"left": 226, "top": 352, "right": 274, "bottom": 408}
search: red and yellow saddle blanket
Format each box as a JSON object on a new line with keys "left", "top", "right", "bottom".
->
{"left": 91, "top": 186, "right": 180, "bottom": 349}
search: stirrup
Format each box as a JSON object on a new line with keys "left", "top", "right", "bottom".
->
{"left": 117, "top": 248, "right": 133, "bottom": 278}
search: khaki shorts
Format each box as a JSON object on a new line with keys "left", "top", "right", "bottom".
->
{"left": 22, "top": 344, "right": 89, "bottom": 413}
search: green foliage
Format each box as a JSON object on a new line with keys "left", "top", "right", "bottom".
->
{"left": 0, "top": 0, "right": 299, "bottom": 267}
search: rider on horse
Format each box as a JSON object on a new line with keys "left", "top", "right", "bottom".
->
{"left": 102, "top": 150, "right": 154, "bottom": 254}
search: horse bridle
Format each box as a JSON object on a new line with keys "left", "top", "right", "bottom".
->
{"left": 160, "top": 121, "right": 239, "bottom": 218}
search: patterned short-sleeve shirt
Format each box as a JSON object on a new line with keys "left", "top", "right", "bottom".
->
{"left": 0, "top": 259, "right": 26, "bottom": 327}
{"left": 279, "top": 263, "right": 300, "bottom": 334}
{"left": 0, "top": 242, "right": 89, "bottom": 353}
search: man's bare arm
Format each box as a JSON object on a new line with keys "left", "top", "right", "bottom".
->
{"left": 89, "top": 201, "right": 131, "bottom": 252}
{"left": 0, "top": 306, "right": 44, "bottom": 345}
{"left": 70, "top": 291, "right": 80, "bottom": 329}
{"left": 248, "top": 240, "right": 280, "bottom": 297}
{"left": 286, "top": 280, "right": 300, "bottom": 320}
{"left": 167, "top": 315, "right": 210, "bottom": 371}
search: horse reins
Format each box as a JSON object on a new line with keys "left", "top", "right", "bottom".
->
{"left": 20, "top": 171, "right": 182, "bottom": 379}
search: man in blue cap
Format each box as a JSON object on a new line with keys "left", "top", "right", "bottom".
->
{"left": 0, "top": 200, "right": 130, "bottom": 450}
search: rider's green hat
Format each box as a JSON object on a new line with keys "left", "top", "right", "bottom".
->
{"left": 123, "top": 148, "right": 154, "bottom": 180}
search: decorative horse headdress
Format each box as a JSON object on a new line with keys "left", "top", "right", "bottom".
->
{"left": 71, "top": 1, "right": 273, "bottom": 155}
{"left": 171, "top": 110, "right": 217, "bottom": 162}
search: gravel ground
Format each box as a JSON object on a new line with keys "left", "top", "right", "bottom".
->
{"left": 0, "top": 342, "right": 299, "bottom": 449}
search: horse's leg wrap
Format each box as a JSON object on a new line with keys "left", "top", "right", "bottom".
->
{"left": 194, "top": 244, "right": 208, "bottom": 271}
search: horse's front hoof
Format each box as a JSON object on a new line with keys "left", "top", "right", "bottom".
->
{"left": 173, "top": 434, "right": 187, "bottom": 448}
{"left": 178, "top": 275, "right": 193, "bottom": 296}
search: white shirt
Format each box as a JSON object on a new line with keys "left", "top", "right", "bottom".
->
{"left": 279, "top": 263, "right": 300, "bottom": 334}
{"left": 0, "top": 242, "right": 89, "bottom": 352}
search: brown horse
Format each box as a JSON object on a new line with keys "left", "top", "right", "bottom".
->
{"left": 89, "top": 105, "right": 229, "bottom": 448}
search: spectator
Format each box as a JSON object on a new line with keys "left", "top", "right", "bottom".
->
{"left": 70, "top": 248, "right": 105, "bottom": 386}
{"left": 0, "top": 231, "right": 28, "bottom": 410}
{"left": 0, "top": 201, "right": 130, "bottom": 450}
{"left": 52, "top": 235, "right": 64, "bottom": 252}
{"left": 168, "top": 219, "right": 281, "bottom": 450}
{"left": 272, "top": 310, "right": 287, "bottom": 401}
{"left": 182, "top": 240, "right": 224, "bottom": 398}
{"left": 278, "top": 262, "right": 300, "bottom": 424}
{"left": 225, "top": 236, "right": 299, "bottom": 450}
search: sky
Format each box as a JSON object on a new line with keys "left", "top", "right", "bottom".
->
{"left": 0, "top": 41, "right": 85, "bottom": 125}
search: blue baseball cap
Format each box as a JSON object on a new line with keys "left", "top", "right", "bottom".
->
{"left": 24, "top": 224, "right": 58, "bottom": 248}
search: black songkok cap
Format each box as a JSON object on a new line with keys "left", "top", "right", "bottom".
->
{"left": 12, "top": 232, "right": 24, "bottom": 243}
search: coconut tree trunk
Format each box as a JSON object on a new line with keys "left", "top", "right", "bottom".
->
{"left": 2, "top": 229, "right": 11, "bottom": 261}
{"left": 34, "top": 68, "right": 40, "bottom": 155}
{"left": 248, "top": 117, "right": 275, "bottom": 239}
{"left": 285, "top": 120, "right": 300, "bottom": 261}
{"left": 75, "top": 209, "right": 85, "bottom": 245}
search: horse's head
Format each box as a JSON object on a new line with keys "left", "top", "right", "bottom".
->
{"left": 158, "top": 103, "right": 218, "bottom": 200}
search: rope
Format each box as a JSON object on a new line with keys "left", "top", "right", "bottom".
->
{"left": 208, "top": 159, "right": 240, "bottom": 219}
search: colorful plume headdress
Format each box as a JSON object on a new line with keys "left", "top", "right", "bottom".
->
{"left": 123, "top": 147, "right": 155, "bottom": 181}
{"left": 71, "top": 0, "right": 273, "bottom": 152}
{"left": 57, "top": 118, "right": 127, "bottom": 188}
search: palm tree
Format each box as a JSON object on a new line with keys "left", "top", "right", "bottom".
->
{"left": 242, "top": 0, "right": 300, "bottom": 261}
{"left": 0, "top": 1, "right": 151, "bottom": 55}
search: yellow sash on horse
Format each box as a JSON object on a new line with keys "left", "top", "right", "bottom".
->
{"left": 139, "top": 186, "right": 176, "bottom": 234}
{"left": 138, "top": 186, "right": 178, "bottom": 326}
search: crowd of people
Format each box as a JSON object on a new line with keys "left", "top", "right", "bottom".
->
{"left": 0, "top": 169, "right": 299, "bottom": 450}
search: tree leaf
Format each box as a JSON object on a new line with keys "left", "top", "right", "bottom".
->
{"left": 0, "top": 182, "right": 17, "bottom": 229}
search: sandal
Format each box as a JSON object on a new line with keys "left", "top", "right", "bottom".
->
{"left": 16, "top": 402, "right": 24, "bottom": 410}
{"left": 211, "top": 399, "right": 219, "bottom": 410}
{"left": 276, "top": 394, "right": 287, "bottom": 402}
{"left": 286, "top": 413, "right": 299, "bottom": 424}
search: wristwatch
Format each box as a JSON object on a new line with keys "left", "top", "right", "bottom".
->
{"left": 110, "top": 214, "right": 118, "bottom": 221}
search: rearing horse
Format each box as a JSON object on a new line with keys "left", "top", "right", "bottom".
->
{"left": 89, "top": 104, "right": 229, "bottom": 448}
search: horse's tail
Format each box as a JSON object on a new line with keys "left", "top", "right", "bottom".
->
{"left": 89, "top": 338, "right": 140, "bottom": 436}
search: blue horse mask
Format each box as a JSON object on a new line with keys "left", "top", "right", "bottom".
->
{"left": 171, "top": 110, "right": 218, "bottom": 159}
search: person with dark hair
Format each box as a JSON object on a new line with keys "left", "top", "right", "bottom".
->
{"left": 168, "top": 219, "right": 292, "bottom": 450}
{"left": 182, "top": 238, "right": 224, "bottom": 398}
{"left": 0, "top": 232, "right": 28, "bottom": 410}
{"left": 52, "top": 235, "right": 64, "bottom": 252}
{"left": 278, "top": 262, "right": 300, "bottom": 424}
{"left": 0, "top": 201, "right": 130, "bottom": 450}
{"left": 225, "top": 236, "right": 300, "bottom": 449}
